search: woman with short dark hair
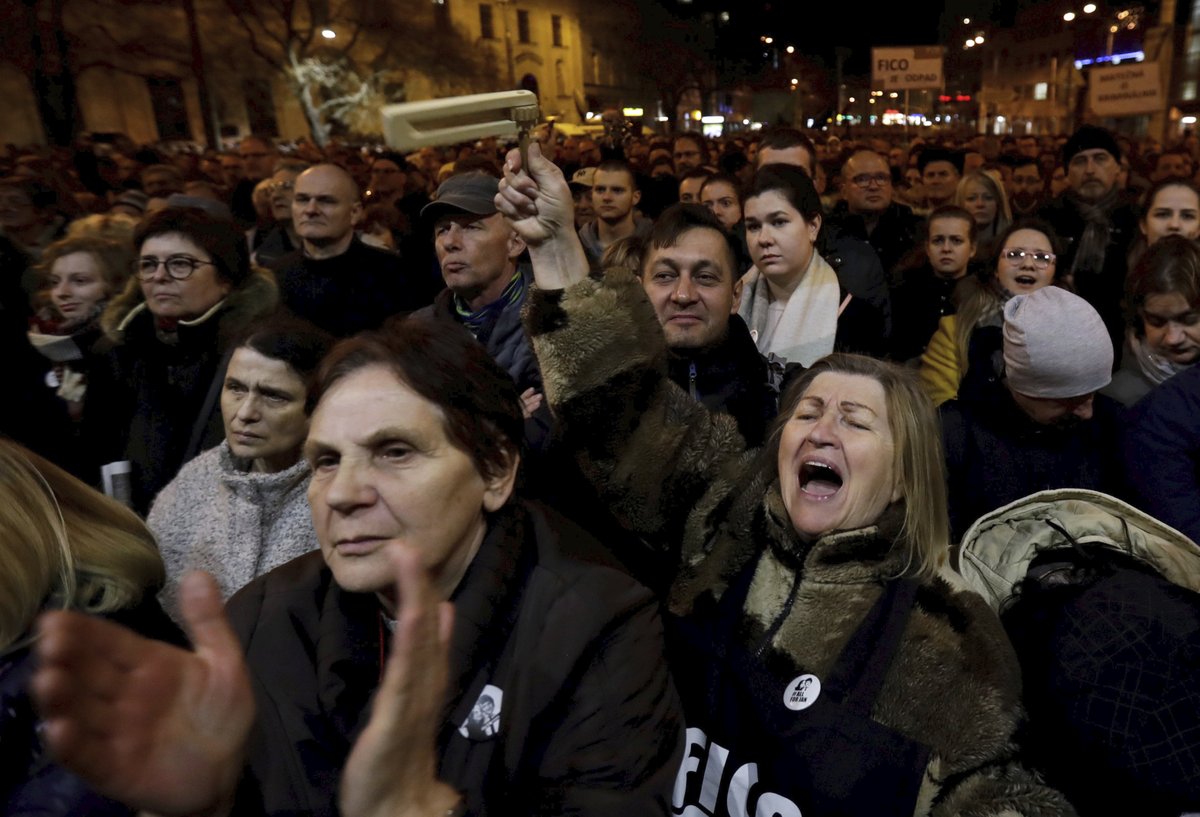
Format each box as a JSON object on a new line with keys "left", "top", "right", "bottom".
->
{"left": 86, "top": 205, "right": 278, "bottom": 511}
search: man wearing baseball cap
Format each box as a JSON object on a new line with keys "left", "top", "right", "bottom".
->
{"left": 939, "top": 286, "right": 1126, "bottom": 539}
{"left": 1039, "top": 124, "right": 1140, "bottom": 361}
{"left": 416, "top": 171, "right": 550, "bottom": 446}
{"left": 568, "top": 167, "right": 595, "bottom": 230}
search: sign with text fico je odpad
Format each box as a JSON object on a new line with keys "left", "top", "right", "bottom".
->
{"left": 872, "top": 47, "right": 945, "bottom": 91}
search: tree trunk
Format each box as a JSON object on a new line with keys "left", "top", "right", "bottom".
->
{"left": 286, "top": 50, "right": 330, "bottom": 147}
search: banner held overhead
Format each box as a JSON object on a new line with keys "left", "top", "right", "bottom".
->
{"left": 872, "top": 47, "right": 945, "bottom": 90}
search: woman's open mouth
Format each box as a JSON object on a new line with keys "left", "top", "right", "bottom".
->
{"left": 1014, "top": 274, "right": 1039, "bottom": 287}
{"left": 800, "top": 460, "right": 843, "bottom": 499}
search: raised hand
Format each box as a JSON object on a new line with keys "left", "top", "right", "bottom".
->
{"left": 496, "top": 141, "right": 589, "bottom": 291}
{"left": 339, "top": 544, "right": 461, "bottom": 817}
{"left": 32, "top": 571, "right": 254, "bottom": 817}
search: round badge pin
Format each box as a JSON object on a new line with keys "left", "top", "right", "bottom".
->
{"left": 783, "top": 673, "right": 821, "bottom": 711}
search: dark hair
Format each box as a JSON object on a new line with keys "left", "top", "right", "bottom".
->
{"left": 643, "top": 203, "right": 738, "bottom": 280}
{"left": 1125, "top": 234, "right": 1200, "bottom": 335}
{"left": 236, "top": 314, "right": 335, "bottom": 410}
{"left": 680, "top": 167, "right": 711, "bottom": 183}
{"left": 1011, "top": 156, "right": 1041, "bottom": 173}
{"left": 0, "top": 176, "right": 58, "bottom": 211}
{"left": 718, "top": 151, "right": 750, "bottom": 175}
{"left": 985, "top": 218, "right": 1065, "bottom": 282}
{"left": 312, "top": 317, "right": 523, "bottom": 483}
{"left": 596, "top": 159, "right": 638, "bottom": 189}
{"left": 928, "top": 204, "right": 979, "bottom": 243}
{"left": 133, "top": 206, "right": 251, "bottom": 286}
{"left": 917, "top": 148, "right": 964, "bottom": 176}
{"left": 747, "top": 163, "right": 823, "bottom": 225}
{"left": 1140, "top": 177, "right": 1200, "bottom": 222}
{"left": 757, "top": 128, "right": 816, "bottom": 174}
{"left": 674, "top": 133, "right": 706, "bottom": 154}
{"left": 699, "top": 172, "right": 743, "bottom": 204}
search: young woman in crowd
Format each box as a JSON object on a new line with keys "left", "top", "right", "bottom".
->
{"left": 147, "top": 316, "right": 333, "bottom": 620}
{"left": 495, "top": 144, "right": 1073, "bottom": 816}
{"left": 919, "top": 219, "right": 1065, "bottom": 405}
{"left": 888, "top": 205, "right": 978, "bottom": 362}
{"left": 1105, "top": 234, "right": 1200, "bottom": 405}
{"left": 738, "top": 163, "right": 883, "bottom": 366}
{"left": 954, "top": 170, "right": 1011, "bottom": 259}
{"left": 1126, "top": 177, "right": 1200, "bottom": 270}
{"left": 0, "top": 439, "right": 178, "bottom": 816}
{"left": 699, "top": 172, "right": 753, "bottom": 272}
{"left": 27, "top": 235, "right": 132, "bottom": 425}
{"left": 86, "top": 205, "right": 278, "bottom": 511}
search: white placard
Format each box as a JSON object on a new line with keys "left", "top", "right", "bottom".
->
{"left": 1089, "top": 62, "right": 1161, "bottom": 116}
{"left": 871, "top": 47, "right": 945, "bottom": 90}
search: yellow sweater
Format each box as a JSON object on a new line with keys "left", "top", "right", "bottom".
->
{"left": 918, "top": 315, "right": 963, "bottom": 407}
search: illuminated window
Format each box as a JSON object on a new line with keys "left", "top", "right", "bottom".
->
{"left": 1034, "top": 82, "right": 1048, "bottom": 100}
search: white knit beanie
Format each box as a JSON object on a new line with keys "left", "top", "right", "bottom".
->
{"left": 1003, "top": 287, "right": 1113, "bottom": 398}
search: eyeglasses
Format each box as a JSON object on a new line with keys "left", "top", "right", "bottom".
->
{"left": 136, "top": 255, "right": 215, "bottom": 280}
{"left": 1003, "top": 249, "right": 1056, "bottom": 268}
{"left": 850, "top": 173, "right": 891, "bottom": 188}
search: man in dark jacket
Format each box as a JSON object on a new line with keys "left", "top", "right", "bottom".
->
{"left": 827, "top": 149, "right": 921, "bottom": 279}
{"left": 413, "top": 171, "right": 551, "bottom": 449}
{"left": 32, "top": 320, "right": 683, "bottom": 817}
{"left": 271, "top": 164, "right": 438, "bottom": 337}
{"left": 941, "top": 287, "right": 1125, "bottom": 539}
{"left": 640, "top": 204, "right": 777, "bottom": 446}
{"left": 1038, "top": 125, "right": 1140, "bottom": 360}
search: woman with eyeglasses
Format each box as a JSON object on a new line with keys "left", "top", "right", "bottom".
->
{"left": 85, "top": 206, "right": 278, "bottom": 512}
{"left": 919, "top": 219, "right": 1065, "bottom": 406}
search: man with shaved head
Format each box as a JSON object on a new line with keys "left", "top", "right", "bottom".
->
{"left": 270, "top": 164, "right": 439, "bottom": 336}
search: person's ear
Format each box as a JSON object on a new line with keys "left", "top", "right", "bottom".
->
{"left": 632, "top": 189, "right": 642, "bottom": 207}
{"left": 507, "top": 230, "right": 527, "bottom": 261}
{"left": 731, "top": 276, "right": 744, "bottom": 312}
{"left": 350, "top": 201, "right": 364, "bottom": 227}
{"left": 482, "top": 449, "right": 520, "bottom": 512}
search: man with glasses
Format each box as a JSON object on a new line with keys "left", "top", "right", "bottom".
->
{"left": 230, "top": 135, "right": 280, "bottom": 228}
{"left": 252, "top": 161, "right": 309, "bottom": 268}
{"left": 673, "top": 134, "right": 706, "bottom": 175}
{"left": 828, "top": 149, "right": 920, "bottom": 278}
{"left": 270, "top": 164, "right": 439, "bottom": 337}
{"left": 1039, "top": 125, "right": 1140, "bottom": 361}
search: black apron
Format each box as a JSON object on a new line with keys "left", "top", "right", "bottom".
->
{"left": 668, "top": 558, "right": 933, "bottom": 817}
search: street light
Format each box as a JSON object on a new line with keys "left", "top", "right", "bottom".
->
{"left": 974, "top": 35, "right": 984, "bottom": 44}
{"left": 786, "top": 45, "right": 795, "bottom": 54}
{"left": 965, "top": 39, "right": 975, "bottom": 48}
{"left": 764, "top": 36, "right": 774, "bottom": 44}
{"left": 848, "top": 96, "right": 856, "bottom": 102}
{"left": 321, "top": 28, "right": 336, "bottom": 38}
{"left": 1063, "top": 11, "right": 1076, "bottom": 21}
{"left": 1083, "top": 3, "right": 1097, "bottom": 11}
{"left": 963, "top": 17, "right": 970, "bottom": 24}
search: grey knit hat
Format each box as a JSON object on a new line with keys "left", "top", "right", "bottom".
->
{"left": 1003, "top": 287, "right": 1113, "bottom": 398}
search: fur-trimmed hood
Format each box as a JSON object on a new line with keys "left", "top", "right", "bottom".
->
{"left": 956, "top": 488, "right": 1200, "bottom": 612}
{"left": 99, "top": 267, "right": 279, "bottom": 346}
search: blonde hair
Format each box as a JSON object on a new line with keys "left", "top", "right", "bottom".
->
{"left": 952, "top": 277, "right": 1005, "bottom": 376}
{"left": 0, "top": 441, "right": 164, "bottom": 651}
{"left": 773, "top": 354, "right": 950, "bottom": 574}
{"left": 35, "top": 233, "right": 134, "bottom": 297}
{"left": 64, "top": 211, "right": 139, "bottom": 246}
{"left": 954, "top": 170, "right": 1012, "bottom": 239}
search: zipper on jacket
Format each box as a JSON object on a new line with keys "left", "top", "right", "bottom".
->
{"left": 689, "top": 361, "right": 698, "bottom": 400}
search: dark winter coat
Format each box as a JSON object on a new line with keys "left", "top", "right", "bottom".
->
{"left": 1123, "top": 363, "right": 1200, "bottom": 543}
{"left": 271, "top": 236, "right": 437, "bottom": 337}
{"left": 224, "top": 501, "right": 683, "bottom": 817}
{"left": 86, "top": 270, "right": 278, "bottom": 512}
{"left": 827, "top": 200, "right": 922, "bottom": 280}
{"left": 939, "top": 390, "right": 1127, "bottom": 541}
{"left": 665, "top": 314, "right": 777, "bottom": 447}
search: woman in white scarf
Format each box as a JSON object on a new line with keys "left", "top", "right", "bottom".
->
{"left": 738, "top": 164, "right": 850, "bottom": 367}
{"left": 1104, "top": 233, "right": 1200, "bottom": 406}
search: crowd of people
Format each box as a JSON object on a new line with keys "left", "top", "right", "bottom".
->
{"left": 2, "top": 118, "right": 1200, "bottom": 817}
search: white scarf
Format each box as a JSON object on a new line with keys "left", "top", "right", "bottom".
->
{"left": 738, "top": 251, "right": 841, "bottom": 366}
{"left": 1128, "top": 329, "right": 1191, "bottom": 387}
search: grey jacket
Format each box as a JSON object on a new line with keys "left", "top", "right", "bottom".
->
{"left": 147, "top": 441, "right": 317, "bottom": 621}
